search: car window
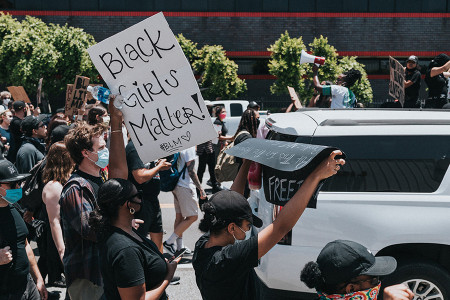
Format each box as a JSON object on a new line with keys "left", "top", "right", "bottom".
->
{"left": 310, "top": 135, "right": 450, "bottom": 193}
{"left": 230, "top": 103, "right": 243, "bottom": 117}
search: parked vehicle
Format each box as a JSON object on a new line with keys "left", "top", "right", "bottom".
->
{"left": 205, "top": 100, "right": 249, "bottom": 136}
{"left": 251, "top": 109, "right": 450, "bottom": 300}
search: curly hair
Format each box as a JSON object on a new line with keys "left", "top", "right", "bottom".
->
{"left": 199, "top": 201, "right": 244, "bottom": 235}
{"left": 300, "top": 261, "right": 339, "bottom": 294}
{"left": 234, "top": 109, "right": 259, "bottom": 138}
{"left": 64, "top": 121, "right": 107, "bottom": 165}
{"left": 343, "top": 69, "right": 362, "bottom": 88}
{"left": 42, "top": 142, "right": 75, "bottom": 185}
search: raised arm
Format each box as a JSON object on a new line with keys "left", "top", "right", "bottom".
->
{"left": 312, "top": 64, "right": 323, "bottom": 94}
{"left": 257, "top": 150, "right": 345, "bottom": 259}
{"left": 430, "top": 60, "right": 450, "bottom": 77}
{"left": 108, "top": 95, "right": 128, "bottom": 179}
{"left": 230, "top": 159, "right": 252, "bottom": 195}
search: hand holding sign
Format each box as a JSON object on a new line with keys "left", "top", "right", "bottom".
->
{"left": 225, "top": 138, "right": 346, "bottom": 207}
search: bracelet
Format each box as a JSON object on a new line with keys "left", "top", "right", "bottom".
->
{"left": 111, "top": 130, "right": 122, "bottom": 134}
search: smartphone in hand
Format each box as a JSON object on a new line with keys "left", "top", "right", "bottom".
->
{"left": 168, "top": 248, "right": 187, "bottom": 263}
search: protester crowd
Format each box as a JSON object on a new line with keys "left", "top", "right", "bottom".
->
{"left": 0, "top": 52, "right": 437, "bottom": 300}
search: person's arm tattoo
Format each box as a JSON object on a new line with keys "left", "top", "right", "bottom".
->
{"left": 187, "top": 161, "right": 203, "bottom": 192}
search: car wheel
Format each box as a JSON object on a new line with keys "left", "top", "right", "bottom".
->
{"left": 381, "top": 260, "right": 450, "bottom": 300}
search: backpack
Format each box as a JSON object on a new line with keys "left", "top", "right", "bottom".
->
{"left": 214, "top": 131, "right": 249, "bottom": 183}
{"left": 20, "top": 158, "right": 46, "bottom": 212}
{"left": 159, "top": 152, "right": 187, "bottom": 192}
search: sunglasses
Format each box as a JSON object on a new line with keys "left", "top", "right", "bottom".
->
{"left": 349, "top": 276, "right": 380, "bottom": 286}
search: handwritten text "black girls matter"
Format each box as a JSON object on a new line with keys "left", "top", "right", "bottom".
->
{"left": 99, "top": 29, "right": 175, "bottom": 79}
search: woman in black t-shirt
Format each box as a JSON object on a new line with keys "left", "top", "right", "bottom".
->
{"left": 89, "top": 178, "right": 179, "bottom": 300}
{"left": 424, "top": 53, "right": 450, "bottom": 108}
{"left": 192, "top": 152, "right": 345, "bottom": 300}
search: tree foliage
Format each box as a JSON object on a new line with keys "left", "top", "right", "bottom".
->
{"left": 0, "top": 13, "right": 98, "bottom": 103}
{"left": 268, "top": 33, "right": 373, "bottom": 104}
{"left": 176, "top": 34, "right": 247, "bottom": 100}
{"left": 267, "top": 31, "right": 306, "bottom": 96}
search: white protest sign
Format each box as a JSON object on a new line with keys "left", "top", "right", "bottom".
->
{"left": 389, "top": 56, "right": 405, "bottom": 107}
{"left": 88, "top": 12, "right": 216, "bottom": 163}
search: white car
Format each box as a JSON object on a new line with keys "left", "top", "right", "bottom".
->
{"left": 251, "top": 109, "right": 450, "bottom": 299}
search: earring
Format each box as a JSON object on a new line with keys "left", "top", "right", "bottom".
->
{"left": 129, "top": 207, "right": 135, "bottom": 215}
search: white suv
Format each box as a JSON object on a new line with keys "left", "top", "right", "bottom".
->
{"left": 251, "top": 109, "right": 450, "bottom": 300}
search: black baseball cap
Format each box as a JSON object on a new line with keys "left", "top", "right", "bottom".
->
{"left": 13, "top": 100, "right": 26, "bottom": 111}
{"left": 248, "top": 101, "right": 260, "bottom": 110}
{"left": 0, "top": 160, "right": 30, "bottom": 183}
{"left": 21, "top": 115, "right": 46, "bottom": 136}
{"left": 406, "top": 55, "right": 418, "bottom": 64}
{"left": 208, "top": 190, "right": 263, "bottom": 228}
{"left": 317, "top": 240, "right": 397, "bottom": 285}
{"left": 50, "top": 124, "right": 70, "bottom": 144}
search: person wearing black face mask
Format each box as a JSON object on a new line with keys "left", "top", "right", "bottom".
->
{"left": 89, "top": 178, "right": 179, "bottom": 300}
{"left": 403, "top": 55, "right": 421, "bottom": 108}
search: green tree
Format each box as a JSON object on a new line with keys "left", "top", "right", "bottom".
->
{"left": 267, "top": 31, "right": 306, "bottom": 96}
{"left": 176, "top": 33, "right": 199, "bottom": 66}
{"left": 192, "top": 44, "right": 247, "bottom": 100}
{"left": 268, "top": 32, "right": 373, "bottom": 105}
{"left": 338, "top": 56, "right": 373, "bottom": 104}
{"left": 0, "top": 14, "right": 98, "bottom": 104}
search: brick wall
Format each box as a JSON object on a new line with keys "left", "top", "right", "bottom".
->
{"left": 11, "top": 13, "right": 448, "bottom": 104}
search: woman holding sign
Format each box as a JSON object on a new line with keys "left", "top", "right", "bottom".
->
{"left": 192, "top": 151, "right": 345, "bottom": 300}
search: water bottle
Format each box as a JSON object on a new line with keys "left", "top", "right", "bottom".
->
{"left": 87, "top": 86, "right": 111, "bottom": 104}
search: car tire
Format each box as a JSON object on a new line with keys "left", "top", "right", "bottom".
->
{"left": 381, "top": 260, "right": 450, "bottom": 300}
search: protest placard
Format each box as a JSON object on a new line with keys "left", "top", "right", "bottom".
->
{"left": 287, "top": 86, "right": 302, "bottom": 109}
{"left": 225, "top": 138, "right": 345, "bottom": 208}
{"left": 87, "top": 12, "right": 216, "bottom": 163}
{"left": 64, "top": 84, "right": 74, "bottom": 116}
{"left": 389, "top": 56, "right": 405, "bottom": 107}
{"left": 7, "top": 86, "right": 30, "bottom": 103}
{"left": 65, "top": 76, "right": 90, "bottom": 117}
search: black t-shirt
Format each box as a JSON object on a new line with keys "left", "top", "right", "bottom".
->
{"left": 214, "top": 118, "right": 228, "bottom": 137}
{"left": 0, "top": 205, "right": 29, "bottom": 293}
{"left": 125, "top": 141, "right": 160, "bottom": 201}
{"left": 7, "top": 116, "right": 23, "bottom": 162}
{"left": 74, "top": 169, "right": 104, "bottom": 196}
{"left": 405, "top": 69, "right": 421, "bottom": 102}
{"left": 100, "top": 226, "right": 168, "bottom": 300}
{"left": 425, "top": 70, "right": 448, "bottom": 98}
{"left": 192, "top": 233, "right": 259, "bottom": 300}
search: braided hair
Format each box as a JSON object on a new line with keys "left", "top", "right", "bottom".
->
{"left": 199, "top": 202, "right": 244, "bottom": 235}
{"left": 300, "top": 261, "right": 341, "bottom": 294}
{"left": 234, "top": 109, "right": 259, "bottom": 138}
{"left": 343, "top": 69, "right": 362, "bottom": 88}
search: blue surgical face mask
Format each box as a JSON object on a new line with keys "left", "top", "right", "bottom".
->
{"left": 0, "top": 187, "right": 22, "bottom": 204}
{"left": 88, "top": 148, "right": 109, "bottom": 169}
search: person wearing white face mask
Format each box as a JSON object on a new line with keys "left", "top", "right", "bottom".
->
{"left": 193, "top": 151, "right": 345, "bottom": 300}
{"left": 0, "top": 91, "right": 11, "bottom": 110}
{"left": 59, "top": 122, "right": 108, "bottom": 300}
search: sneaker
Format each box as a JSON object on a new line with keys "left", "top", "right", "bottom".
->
{"left": 163, "top": 241, "right": 176, "bottom": 255}
{"left": 170, "top": 276, "right": 180, "bottom": 285}
{"left": 182, "top": 246, "right": 193, "bottom": 255}
{"left": 206, "top": 179, "right": 213, "bottom": 187}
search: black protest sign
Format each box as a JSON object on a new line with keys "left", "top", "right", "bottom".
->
{"left": 389, "top": 56, "right": 405, "bottom": 106}
{"left": 65, "top": 76, "right": 90, "bottom": 117}
{"left": 225, "top": 138, "right": 345, "bottom": 207}
{"left": 87, "top": 12, "right": 216, "bottom": 163}
{"left": 36, "top": 78, "right": 43, "bottom": 105}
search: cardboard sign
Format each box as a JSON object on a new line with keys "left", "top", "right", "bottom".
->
{"left": 87, "top": 12, "right": 216, "bottom": 163}
{"left": 287, "top": 86, "right": 302, "bottom": 109}
{"left": 65, "top": 76, "right": 90, "bottom": 116}
{"left": 7, "top": 86, "right": 30, "bottom": 103}
{"left": 225, "top": 138, "right": 345, "bottom": 208}
{"left": 389, "top": 56, "right": 405, "bottom": 107}
{"left": 64, "top": 84, "right": 74, "bottom": 116}
{"left": 36, "top": 78, "right": 43, "bottom": 105}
